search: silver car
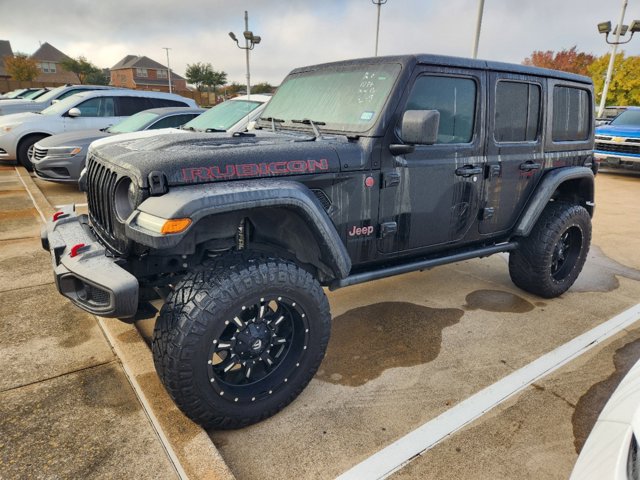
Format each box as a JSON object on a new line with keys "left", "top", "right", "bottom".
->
{"left": 32, "top": 107, "right": 204, "bottom": 182}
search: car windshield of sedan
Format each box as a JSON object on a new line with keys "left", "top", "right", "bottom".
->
{"left": 609, "top": 109, "right": 640, "bottom": 127}
{"left": 39, "top": 94, "right": 85, "bottom": 116}
{"left": 34, "top": 85, "right": 68, "bottom": 104}
{"left": 108, "top": 111, "right": 159, "bottom": 133}
{"left": 182, "top": 100, "right": 263, "bottom": 132}
{"left": 259, "top": 63, "right": 401, "bottom": 133}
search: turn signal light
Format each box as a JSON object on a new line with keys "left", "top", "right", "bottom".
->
{"left": 160, "top": 218, "right": 192, "bottom": 234}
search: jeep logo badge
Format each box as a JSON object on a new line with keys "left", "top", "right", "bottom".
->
{"left": 252, "top": 339, "right": 262, "bottom": 351}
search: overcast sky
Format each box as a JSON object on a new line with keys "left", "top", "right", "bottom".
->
{"left": 3, "top": 0, "right": 640, "bottom": 85}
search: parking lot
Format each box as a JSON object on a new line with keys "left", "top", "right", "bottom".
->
{"left": 2, "top": 167, "right": 640, "bottom": 479}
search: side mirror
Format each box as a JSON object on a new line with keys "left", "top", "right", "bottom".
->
{"left": 67, "top": 107, "right": 81, "bottom": 118}
{"left": 400, "top": 110, "right": 440, "bottom": 145}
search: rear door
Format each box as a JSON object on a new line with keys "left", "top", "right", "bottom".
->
{"left": 378, "top": 67, "right": 486, "bottom": 254}
{"left": 479, "top": 74, "right": 545, "bottom": 235}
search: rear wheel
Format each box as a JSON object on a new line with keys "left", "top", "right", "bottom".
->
{"left": 509, "top": 202, "right": 591, "bottom": 298}
{"left": 17, "top": 134, "right": 47, "bottom": 171}
{"left": 152, "top": 254, "right": 331, "bottom": 429}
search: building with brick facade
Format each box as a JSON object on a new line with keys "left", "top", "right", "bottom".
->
{"left": 110, "top": 55, "right": 187, "bottom": 92}
{"left": 30, "top": 42, "right": 78, "bottom": 84}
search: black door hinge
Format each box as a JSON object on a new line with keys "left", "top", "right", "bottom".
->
{"left": 380, "top": 222, "right": 398, "bottom": 237}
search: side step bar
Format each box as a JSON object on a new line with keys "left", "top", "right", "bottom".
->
{"left": 329, "top": 242, "right": 518, "bottom": 290}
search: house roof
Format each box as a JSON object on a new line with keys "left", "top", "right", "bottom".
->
{"left": 111, "top": 55, "right": 185, "bottom": 80}
{"left": 0, "top": 40, "right": 13, "bottom": 77}
{"left": 30, "top": 42, "right": 71, "bottom": 62}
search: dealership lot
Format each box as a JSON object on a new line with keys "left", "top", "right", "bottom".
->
{"left": 2, "top": 168, "right": 640, "bottom": 479}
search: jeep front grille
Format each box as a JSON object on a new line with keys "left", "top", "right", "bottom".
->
{"left": 595, "top": 141, "right": 640, "bottom": 155}
{"left": 32, "top": 146, "right": 47, "bottom": 160}
{"left": 86, "top": 156, "right": 128, "bottom": 253}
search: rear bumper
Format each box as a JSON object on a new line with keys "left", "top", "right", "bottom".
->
{"left": 42, "top": 205, "right": 139, "bottom": 318}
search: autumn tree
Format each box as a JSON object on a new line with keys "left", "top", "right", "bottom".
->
{"left": 589, "top": 52, "right": 640, "bottom": 106}
{"left": 60, "top": 56, "right": 101, "bottom": 84}
{"left": 523, "top": 46, "right": 596, "bottom": 75}
{"left": 4, "top": 53, "right": 39, "bottom": 81}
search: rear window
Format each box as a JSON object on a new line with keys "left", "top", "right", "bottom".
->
{"left": 494, "top": 81, "right": 540, "bottom": 143}
{"left": 552, "top": 86, "right": 590, "bottom": 142}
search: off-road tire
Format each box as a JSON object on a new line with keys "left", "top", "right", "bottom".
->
{"left": 152, "top": 253, "right": 331, "bottom": 429}
{"left": 17, "top": 134, "right": 47, "bottom": 171}
{"left": 509, "top": 202, "right": 591, "bottom": 298}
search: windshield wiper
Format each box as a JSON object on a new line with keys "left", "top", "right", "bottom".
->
{"left": 180, "top": 125, "right": 197, "bottom": 131}
{"left": 205, "top": 128, "right": 225, "bottom": 133}
{"left": 262, "top": 116, "right": 285, "bottom": 133}
{"left": 291, "top": 118, "right": 325, "bottom": 138}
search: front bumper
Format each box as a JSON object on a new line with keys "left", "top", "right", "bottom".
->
{"left": 42, "top": 204, "right": 139, "bottom": 318}
{"left": 594, "top": 151, "right": 640, "bottom": 170}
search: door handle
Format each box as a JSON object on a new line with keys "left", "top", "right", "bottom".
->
{"left": 519, "top": 161, "right": 541, "bottom": 171}
{"left": 455, "top": 165, "right": 483, "bottom": 177}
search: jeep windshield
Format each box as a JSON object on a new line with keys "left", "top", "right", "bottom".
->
{"left": 259, "top": 63, "right": 401, "bottom": 134}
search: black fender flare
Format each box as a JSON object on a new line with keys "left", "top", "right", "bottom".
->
{"left": 514, "top": 166, "right": 594, "bottom": 237}
{"left": 125, "top": 179, "right": 352, "bottom": 280}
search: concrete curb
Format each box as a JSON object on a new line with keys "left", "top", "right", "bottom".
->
{"left": 18, "top": 168, "right": 235, "bottom": 480}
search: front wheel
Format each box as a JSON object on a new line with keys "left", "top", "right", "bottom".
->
{"left": 509, "top": 202, "right": 591, "bottom": 298}
{"left": 17, "top": 134, "right": 47, "bottom": 171}
{"left": 152, "top": 254, "right": 331, "bottom": 429}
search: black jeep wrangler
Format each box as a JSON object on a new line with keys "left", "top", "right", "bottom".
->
{"left": 42, "top": 55, "right": 595, "bottom": 429}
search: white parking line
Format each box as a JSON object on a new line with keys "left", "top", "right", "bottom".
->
{"left": 337, "top": 302, "right": 640, "bottom": 480}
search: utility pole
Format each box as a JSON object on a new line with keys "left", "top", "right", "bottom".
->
{"left": 472, "top": 0, "right": 485, "bottom": 59}
{"left": 229, "top": 11, "right": 261, "bottom": 99}
{"left": 163, "top": 47, "right": 172, "bottom": 94}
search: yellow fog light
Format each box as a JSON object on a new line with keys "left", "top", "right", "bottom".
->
{"left": 160, "top": 218, "right": 192, "bottom": 234}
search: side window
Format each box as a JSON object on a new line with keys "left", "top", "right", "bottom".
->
{"left": 75, "top": 97, "right": 115, "bottom": 117}
{"left": 552, "top": 86, "right": 590, "bottom": 142}
{"left": 150, "top": 98, "right": 189, "bottom": 108}
{"left": 149, "top": 114, "right": 198, "bottom": 129}
{"left": 494, "top": 81, "right": 541, "bottom": 143}
{"left": 406, "top": 75, "right": 476, "bottom": 144}
{"left": 117, "top": 96, "right": 153, "bottom": 116}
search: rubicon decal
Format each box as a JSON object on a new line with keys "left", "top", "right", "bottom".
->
{"left": 182, "top": 159, "right": 329, "bottom": 182}
{"left": 348, "top": 225, "right": 374, "bottom": 237}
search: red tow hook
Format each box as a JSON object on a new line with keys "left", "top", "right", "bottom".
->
{"left": 52, "top": 211, "right": 65, "bottom": 221}
{"left": 69, "top": 243, "right": 88, "bottom": 258}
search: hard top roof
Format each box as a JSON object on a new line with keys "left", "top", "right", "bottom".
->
{"left": 290, "top": 54, "right": 592, "bottom": 85}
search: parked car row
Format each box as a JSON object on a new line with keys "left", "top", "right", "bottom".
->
{"left": 32, "top": 94, "right": 269, "bottom": 182}
{"left": 0, "top": 87, "right": 50, "bottom": 101}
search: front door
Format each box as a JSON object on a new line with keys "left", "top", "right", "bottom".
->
{"left": 378, "top": 68, "right": 486, "bottom": 254}
{"left": 64, "top": 96, "right": 118, "bottom": 132}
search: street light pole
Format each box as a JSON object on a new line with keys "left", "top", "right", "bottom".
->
{"left": 598, "top": 0, "right": 628, "bottom": 118}
{"left": 471, "top": 0, "right": 485, "bottom": 59}
{"left": 229, "top": 11, "right": 261, "bottom": 99}
{"left": 372, "top": 0, "right": 387, "bottom": 57}
{"left": 163, "top": 47, "right": 172, "bottom": 94}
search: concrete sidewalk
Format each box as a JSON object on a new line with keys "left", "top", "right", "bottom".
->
{"left": 0, "top": 166, "right": 232, "bottom": 479}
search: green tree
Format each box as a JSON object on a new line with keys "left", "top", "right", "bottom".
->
{"left": 186, "top": 62, "right": 211, "bottom": 91}
{"left": 203, "top": 69, "right": 227, "bottom": 94}
{"left": 523, "top": 46, "right": 596, "bottom": 75}
{"left": 589, "top": 52, "right": 640, "bottom": 106}
{"left": 252, "top": 82, "right": 274, "bottom": 94}
{"left": 4, "top": 53, "right": 39, "bottom": 81}
{"left": 60, "top": 56, "right": 101, "bottom": 84}
{"left": 84, "top": 69, "right": 110, "bottom": 86}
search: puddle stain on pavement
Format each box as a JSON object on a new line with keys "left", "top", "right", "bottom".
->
{"left": 572, "top": 337, "right": 640, "bottom": 454}
{"left": 316, "top": 302, "right": 463, "bottom": 386}
{"left": 572, "top": 245, "right": 640, "bottom": 293}
{"left": 464, "top": 290, "right": 535, "bottom": 313}
{"left": 0, "top": 250, "right": 50, "bottom": 279}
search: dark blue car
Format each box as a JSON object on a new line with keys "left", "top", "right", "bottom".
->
{"left": 594, "top": 106, "right": 640, "bottom": 170}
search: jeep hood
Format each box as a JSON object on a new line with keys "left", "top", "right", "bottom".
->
{"left": 90, "top": 130, "right": 354, "bottom": 188}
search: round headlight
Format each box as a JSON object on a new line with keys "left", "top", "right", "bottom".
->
{"left": 114, "top": 177, "right": 136, "bottom": 222}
